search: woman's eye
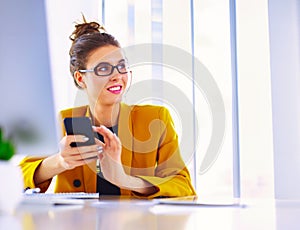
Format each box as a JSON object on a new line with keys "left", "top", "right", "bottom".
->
{"left": 118, "top": 63, "right": 126, "bottom": 70}
{"left": 100, "top": 67, "right": 108, "bottom": 72}
{"left": 97, "top": 65, "right": 110, "bottom": 72}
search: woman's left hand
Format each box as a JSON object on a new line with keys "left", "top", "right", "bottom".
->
{"left": 92, "top": 125, "right": 129, "bottom": 187}
{"left": 93, "top": 125, "right": 158, "bottom": 196}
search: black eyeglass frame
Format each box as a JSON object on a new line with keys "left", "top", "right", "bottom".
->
{"left": 78, "top": 60, "right": 130, "bottom": 77}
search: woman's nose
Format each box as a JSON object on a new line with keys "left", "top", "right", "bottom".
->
{"left": 109, "top": 69, "right": 123, "bottom": 81}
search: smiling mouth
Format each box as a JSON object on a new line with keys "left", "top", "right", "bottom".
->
{"left": 107, "top": 85, "right": 122, "bottom": 94}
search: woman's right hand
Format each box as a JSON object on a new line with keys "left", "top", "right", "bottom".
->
{"left": 58, "top": 135, "right": 103, "bottom": 170}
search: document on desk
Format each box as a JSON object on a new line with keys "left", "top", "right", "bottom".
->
{"left": 158, "top": 196, "right": 243, "bottom": 207}
{"left": 21, "top": 192, "right": 99, "bottom": 205}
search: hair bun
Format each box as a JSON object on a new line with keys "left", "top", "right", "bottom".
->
{"left": 70, "top": 20, "right": 106, "bottom": 41}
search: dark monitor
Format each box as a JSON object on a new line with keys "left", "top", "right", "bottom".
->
{"left": 0, "top": 1, "right": 59, "bottom": 156}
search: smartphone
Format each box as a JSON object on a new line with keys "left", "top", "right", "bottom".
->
{"left": 63, "top": 117, "right": 96, "bottom": 147}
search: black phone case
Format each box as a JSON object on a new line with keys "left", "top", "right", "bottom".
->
{"left": 63, "top": 117, "right": 96, "bottom": 147}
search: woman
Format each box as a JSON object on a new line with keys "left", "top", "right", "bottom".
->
{"left": 20, "top": 18, "right": 196, "bottom": 198}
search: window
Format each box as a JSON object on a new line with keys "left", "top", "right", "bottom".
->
{"left": 46, "top": 0, "right": 274, "bottom": 198}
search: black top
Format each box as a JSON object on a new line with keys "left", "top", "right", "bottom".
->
{"left": 95, "top": 125, "right": 121, "bottom": 195}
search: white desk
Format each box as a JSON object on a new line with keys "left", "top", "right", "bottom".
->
{"left": 1, "top": 198, "right": 300, "bottom": 230}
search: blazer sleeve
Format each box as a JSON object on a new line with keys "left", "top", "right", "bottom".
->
{"left": 133, "top": 107, "right": 196, "bottom": 198}
{"left": 19, "top": 156, "right": 52, "bottom": 192}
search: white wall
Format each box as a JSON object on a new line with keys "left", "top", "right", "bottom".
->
{"left": 268, "top": 0, "right": 300, "bottom": 199}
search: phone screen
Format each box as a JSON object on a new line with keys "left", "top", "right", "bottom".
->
{"left": 63, "top": 117, "right": 96, "bottom": 147}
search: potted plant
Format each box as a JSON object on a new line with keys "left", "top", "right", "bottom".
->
{"left": 0, "top": 127, "right": 15, "bottom": 161}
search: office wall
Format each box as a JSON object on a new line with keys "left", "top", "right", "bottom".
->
{"left": 269, "top": 0, "right": 300, "bottom": 199}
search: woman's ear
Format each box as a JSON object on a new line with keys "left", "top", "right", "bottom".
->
{"left": 74, "top": 71, "right": 86, "bottom": 88}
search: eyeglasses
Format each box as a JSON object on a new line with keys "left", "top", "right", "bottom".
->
{"left": 79, "top": 60, "right": 129, "bottom": 77}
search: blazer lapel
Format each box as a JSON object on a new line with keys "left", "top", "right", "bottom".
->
{"left": 118, "top": 103, "right": 133, "bottom": 175}
{"left": 82, "top": 163, "right": 97, "bottom": 192}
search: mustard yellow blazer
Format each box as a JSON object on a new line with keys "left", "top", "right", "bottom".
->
{"left": 19, "top": 103, "right": 196, "bottom": 198}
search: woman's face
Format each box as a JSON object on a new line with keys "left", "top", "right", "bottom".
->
{"left": 77, "top": 45, "right": 129, "bottom": 107}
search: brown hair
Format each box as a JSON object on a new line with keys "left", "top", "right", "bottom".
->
{"left": 69, "top": 17, "right": 120, "bottom": 88}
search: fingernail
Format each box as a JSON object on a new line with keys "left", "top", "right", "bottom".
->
{"left": 97, "top": 146, "right": 103, "bottom": 153}
{"left": 83, "top": 137, "right": 89, "bottom": 141}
